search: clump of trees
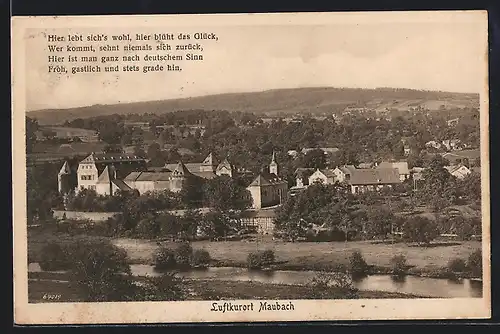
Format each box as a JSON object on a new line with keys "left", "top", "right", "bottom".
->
{"left": 154, "top": 243, "right": 212, "bottom": 270}
{"left": 247, "top": 250, "right": 276, "bottom": 269}
{"left": 390, "top": 254, "right": 408, "bottom": 276}
{"left": 37, "top": 239, "right": 187, "bottom": 302}
{"left": 402, "top": 216, "right": 439, "bottom": 246}
{"left": 349, "top": 250, "right": 369, "bottom": 277}
{"left": 467, "top": 249, "right": 482, "bottom": 278}
{"left": 39, "top": 242, "right": 72, "bottom": 271}
{"left": 308, "top": 271, "right": 359, "bottom": 299}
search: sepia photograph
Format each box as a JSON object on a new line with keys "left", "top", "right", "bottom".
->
{"left": 12, "top": 11, "right": 490, "bottom": 324}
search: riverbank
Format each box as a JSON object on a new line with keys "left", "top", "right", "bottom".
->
{"left": 28, "top": 229, "right": 482, "bottom": 280}
{"left": 27, "top": 271, "right": 428, "bottom": 303}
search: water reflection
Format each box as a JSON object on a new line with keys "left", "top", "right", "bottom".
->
{"left": 28, "top": 262, "right": 482, "bottom": 299}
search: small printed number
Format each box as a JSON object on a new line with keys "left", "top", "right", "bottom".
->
{"left": 42, "top": 294, "right": 61, "bottom": 301}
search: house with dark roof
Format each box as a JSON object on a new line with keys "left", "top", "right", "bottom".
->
{"left": 442, "top": 149, "right": 480, "bottom": 166}
{"left": 376, "top": 161, "right": 410, "bottom": 181}
{"left": 247, "top": 152, "right": 288, "bottom": 209}
{"left": 348, "top": 168, "right": 401, "bottom": 194}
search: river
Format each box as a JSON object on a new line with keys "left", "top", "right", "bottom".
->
{"left": 28, "top": 263, "right": 483, "bottom": 298}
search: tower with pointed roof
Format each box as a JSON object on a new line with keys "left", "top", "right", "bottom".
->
{"left": 170, "top": 160, "right": 192, "bottom": 192}
{"left": 269, "top": 150, "right": 279, "bottom": 176}
{"left": 58, "top": 160, "right": 73, "bottom": 194}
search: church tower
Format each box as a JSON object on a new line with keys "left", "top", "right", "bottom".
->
{"left": 58, "top": 160, "right": 72, "bottom": 194}
{"left": 269, "top": 151, "right": 279, "bottom": 176}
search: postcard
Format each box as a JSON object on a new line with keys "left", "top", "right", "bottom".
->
{"left": 12, "top": 11, "right": 490, "bottom": 324}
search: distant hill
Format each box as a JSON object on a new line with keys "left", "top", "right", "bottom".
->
{"left": 27, "top": 87, "right": 480, "bottom": 125}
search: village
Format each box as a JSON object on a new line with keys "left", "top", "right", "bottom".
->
{"left": 25, "top": 90, "right": 484, "bottom": 303}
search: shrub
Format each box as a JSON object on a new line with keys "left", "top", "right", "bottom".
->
{"left": 349, "top": 250, "right": 368, "bottom": 277}
{"left": 247, "top": 250, "right": 275, "bottom": 269}
{"left": 192, "top": 249, "right": 211, "bottom": 266}
{"left": 137, "top": 273, "right": 186, "bottom": 301}
{"left": 174, "top": 242, "right": 194, "bottom": 266}
{"left": 260, "top": 250, "right": 275, "bottom": 264}
{"left": 39, "top": 242, "right": 71, "bottom": 271}
{"left": 67, "top": 239, "right": 133, "bottom": 302}
{"left": 390, "top": 254, "right": 407, "bottom": 276}
{"left": 402, "top": 216, "right": 439, "bottom": 245}
{"left": 467, "top": 249, "right": 482, "bottom": 277}
{"left": 154, "top": 247, "right": 177, "bottom": 270}
{"left": 309, "top": 271, "right": 359, "bottom": 299}
{"left": 448, "top": 258, "right": 467, "bottom": 273}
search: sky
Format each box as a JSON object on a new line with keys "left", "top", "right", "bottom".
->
{"left": 22, "top": 14, "right": 487, "bottom": 111}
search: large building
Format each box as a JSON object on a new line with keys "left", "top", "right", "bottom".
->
{"left": 58, "top": 152, "right": 240, "bottom": 196}
{"left": 246, "top": 152, "right": 288, "bottom": 209}
{"left": 164, "top": 152, "right": 235, "bottom": 180}
{"left": 74, "top": 153, "right": 147, "bottom": 194}
{"left": 332, "top": 164, "right": 401, "bottom": 194}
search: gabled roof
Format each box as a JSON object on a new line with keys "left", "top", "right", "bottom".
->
{"left": 97, "top": 165, "right": 116, "bottom": 183}
{"left": 112, "top": 179, "right": 132, "bottom": 191}
{"left": 319, "top": 169, "right": 336, "bottom": 178}
{"left": 192, "top": 171, "right": 217, "bottom": 179}
{"left": 338, "top": 165, "right": 356, "bottom": 174}
{"left": 442, "top": 149, "right": 480, "bottom": 161}
{"left": 349, "top": 168, "right": 400, "bottom": 185}
{"left": 164, "top": 162, "right": 203, "bottom": 173}
{"left": 124, "top": 171, "right": 173, "bottom": 182}
{"left": 294, "top": 167, "right": 315, "bottom": 178}
{"left": 248, "top": 173, "right": 287, "bottom": 187}
{"left": 202, "top": 152, "right": 217, "bottom": 165}
{"left": 171, "top": 161, "right": 192, "bottom": 177}
{"left": 58, "top": 161, "right": 71, "bottom": 174}
{"left": 377, "top": 161, "right": 409, "bottom": 175}
{"left": 81, "top": 153, "right": 146, "bottom": 164}
{"left": 216, "top": 158, "right": 232, "bottom": 170}
{"left": 445, "top": 165, "right": 470, "bottom": 174}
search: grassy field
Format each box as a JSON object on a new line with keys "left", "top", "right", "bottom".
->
{"left": 111, "top": 238, "right": 481, "bottom": 272}
{"left": 28, "top": 228, "right": 481, "bottom": 275}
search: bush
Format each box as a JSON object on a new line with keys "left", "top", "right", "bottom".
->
{"left": 403, "top": 216, "right": 439, "bottom": 245}
{"left": 192, "top": 249, "right": 211, "bottom": 266}
{"left": 349, "top": 250, "right": 368, "bottom": 277}
{"left": 260, "top": 250, "right": 275, "bottom": 264}
{"left": 390, "top": 254, "right": 407, "bottom": 276}
{"left": 174, "top": 242, "right": 194, "bottom": 266}
{"left": 309, "top": 271, "right": 359, "bottom": 299}
{"left": 67, "top": 239, "right": 133, "bottom": 302}
{"left": 39, "top": 242, "right": 71, "bottom": 271}
{"left": 154, "top": 247, "right": 177, "bottom": 270}
{"left": 137, "top": 273, "right": 186, "bottom": 301}
{"left": 247, "top": 250, "right": 276, "bottom": 269}
{"left": 467, "top": 249, "right": 482, "bottom": 277}
{"left": 448, "top": 258, "right": 467, "bottom": 273}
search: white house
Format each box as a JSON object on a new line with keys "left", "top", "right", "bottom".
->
{"left": 308, "top": 169, "right": 336, "bottom": 185}
{"left": 445, "top": 165, "right": 471, "bottom": 180}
